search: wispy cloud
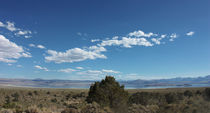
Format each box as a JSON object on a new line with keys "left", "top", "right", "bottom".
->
{"left": 16, "top": 65, "right": 23, "bottom": 68}
{"left": 186, "top": 31, "right": 194, "bottom": 36}
{"left": 91, "top": 39, "right": 100, "bottom": 42}
{"left": 77, "top": 32, "right": 87, "bottom": 36}
{"left": 76, "top": 69, "right": 120, "bottom": 76}
{"left": 34, "top": 65, "right": 49, "bottom": 71}
{"left": 102, "top": 69, "right": 120, "bottom": 74}
{"left": 58, "top": 68, "right": 77, "bottom": 73}
{"left": 169, "top": 33, "right": 178, "bottom": 41}
{"left": 151, "top": 34, "right": 166, "bottom": 45}
{"left": 37, "top": 45, "right": 46, "bottom": 49}
{"left": 0, "top": 20, "right": 33, "bottom": 38}
{"left": 29, "top": 44, "right": 36, "bottom": 47}
{"left": 76, "top": 67, "right": 84, "bottom": 70}
{"left": 29, "top": 44, "right": 46, "bottom": 49}
{"left": 77, "top": 70, "right": 103, "bottom": 76}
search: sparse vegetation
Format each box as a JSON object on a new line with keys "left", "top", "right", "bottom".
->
{"left": 0, "top": 77, "right": 210, "bottom": 113}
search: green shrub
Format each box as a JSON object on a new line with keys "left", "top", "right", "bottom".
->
{"left": 165, "top": 93, "right": 178, "bottom": 104}
{"left": 28, "top": 92, "right": 33, "bottom": 96}
{"left": 12, "top": 92, "right": 19, "bottom": 102}
{"left": 204, "top": 88, "right": 210, "bottom": 99}
{"left": 129, "top": 92, "right": 150, "bottom": 105}
{"left": 51, "top": 98, "right": 57, "bottom": 103}
{"left": 184, "top": 90, "right": 193, "bottom": 97}
{"left": 86, "top": 76, "right": 129, "bottom": 113}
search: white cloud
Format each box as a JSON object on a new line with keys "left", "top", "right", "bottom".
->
{"left": 88, "top": 46, "right": 106, "bottom": 53}
{"left": 0, "top": 35, "right": 31, "bottom": 63}
{"left": 16, "top": 30, "right": 32, "bottom": 35}
{"left": 24, "top": 36, "right": 32, "bottom": 39}
{"left": 0, "top": 21, "right": 18, "bottom": 32}
{"left": 169, "top": 33, "right": 178, "bottom": 41}
{"left": 45, "top": 47, "right": 107, "bottom": 63}
{"left": 0, "top": 21, "right": 33, "bottom": 38}
{"left": 8, "top": 64, "right": 12, "bottom": 66}
{"left": 128, "top": 30, "right": 157, "bottom": 37}
{"left": 100, "top": 37, "right": 153, "bottom": 48}
{"left": 87, "top": 70, "right": 103, "bottom": 74}
{"left": 0, "top": 21, "right": 4, "bottom": 27}
{"left": 161, "top": 34, "right": 167, "bottom": 38}
{"left": 77, "top": 70, "right": 103, "bottom": 76}
{"left": 112, "top": 36, "right": 119, "bottom": 40}
{"left": 5, "top": 21, "right": 17, "bottom": 31}
{"left": 75, "top": 69, "right": 121, "bottom": 80}
{"left": 77, "top": 69, "right": 119, "bottom": 76}
{"left": 151, "top": 35, "right": 166, "bottom": 45}
{"left": 29, "top": 44, "right": 46, "bottom": 49}
{"left": 37, "top": 45, "right": 45, "bottom": 49}
{"left": 76, "top": 67, "right": 84, "bottom": 70}
{"left": 29, "top": 44, "right": 35, "bottom": 47}
{"left": 102, "top": 69, "right": 120, "bottom": 74}
{"left": 15, "top": 30, "right": 32, "bottom": 38}
{"left": 34, "top": 65, "right": 49, "bottom": 71}
{"left": 58, "top": 68, "right": 77, "bottom": 73}
{"left": 91, "top": 39, "right": 100, "bottom": 42}
{"left": 45, "top": 29, "right": 178, "bottom": 63}
{"left": 186, "top": 31, "right": 194, "bottom": 36}
{"left": 151, "top": 38, "right": 161, "bottom": 45}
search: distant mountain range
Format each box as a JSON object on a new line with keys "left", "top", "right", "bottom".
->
{"left": 0, "top": 75, "right": 210, "bottom": 89}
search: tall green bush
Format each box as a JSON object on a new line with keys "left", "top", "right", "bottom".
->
{"left": 86, "top": 76, "right": 129, "bottom": 113}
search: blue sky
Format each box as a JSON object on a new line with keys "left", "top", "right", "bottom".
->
{"left": 0, "top": 0, "right": 209, "bottom": 80}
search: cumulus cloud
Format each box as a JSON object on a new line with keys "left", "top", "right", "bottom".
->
{"left": 186, "top": 31, "right": 194, "bottom": 36}
{"left": 0, "top": 35, "right": 31, "bottom": 63}
{"left": 99, "top": 37, "right": 153, "bottom": 48}
{"left": 58, "top": 68, "right": 77, "bottom": 73}
{"left": 45, "top": 47, "right": 107, "bottom": 63}
{"left": 128, "top": 30, "right": 157, "bottom": 37}
{"left": 45, "top": 29, "right": 178, "bottom": 63}
{"left": 34, "top": 65, "right": 49, "bottom": 71}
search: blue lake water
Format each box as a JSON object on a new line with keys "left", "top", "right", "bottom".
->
{"left": 22, "top": 83, "right": 210, "bottom": 89}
